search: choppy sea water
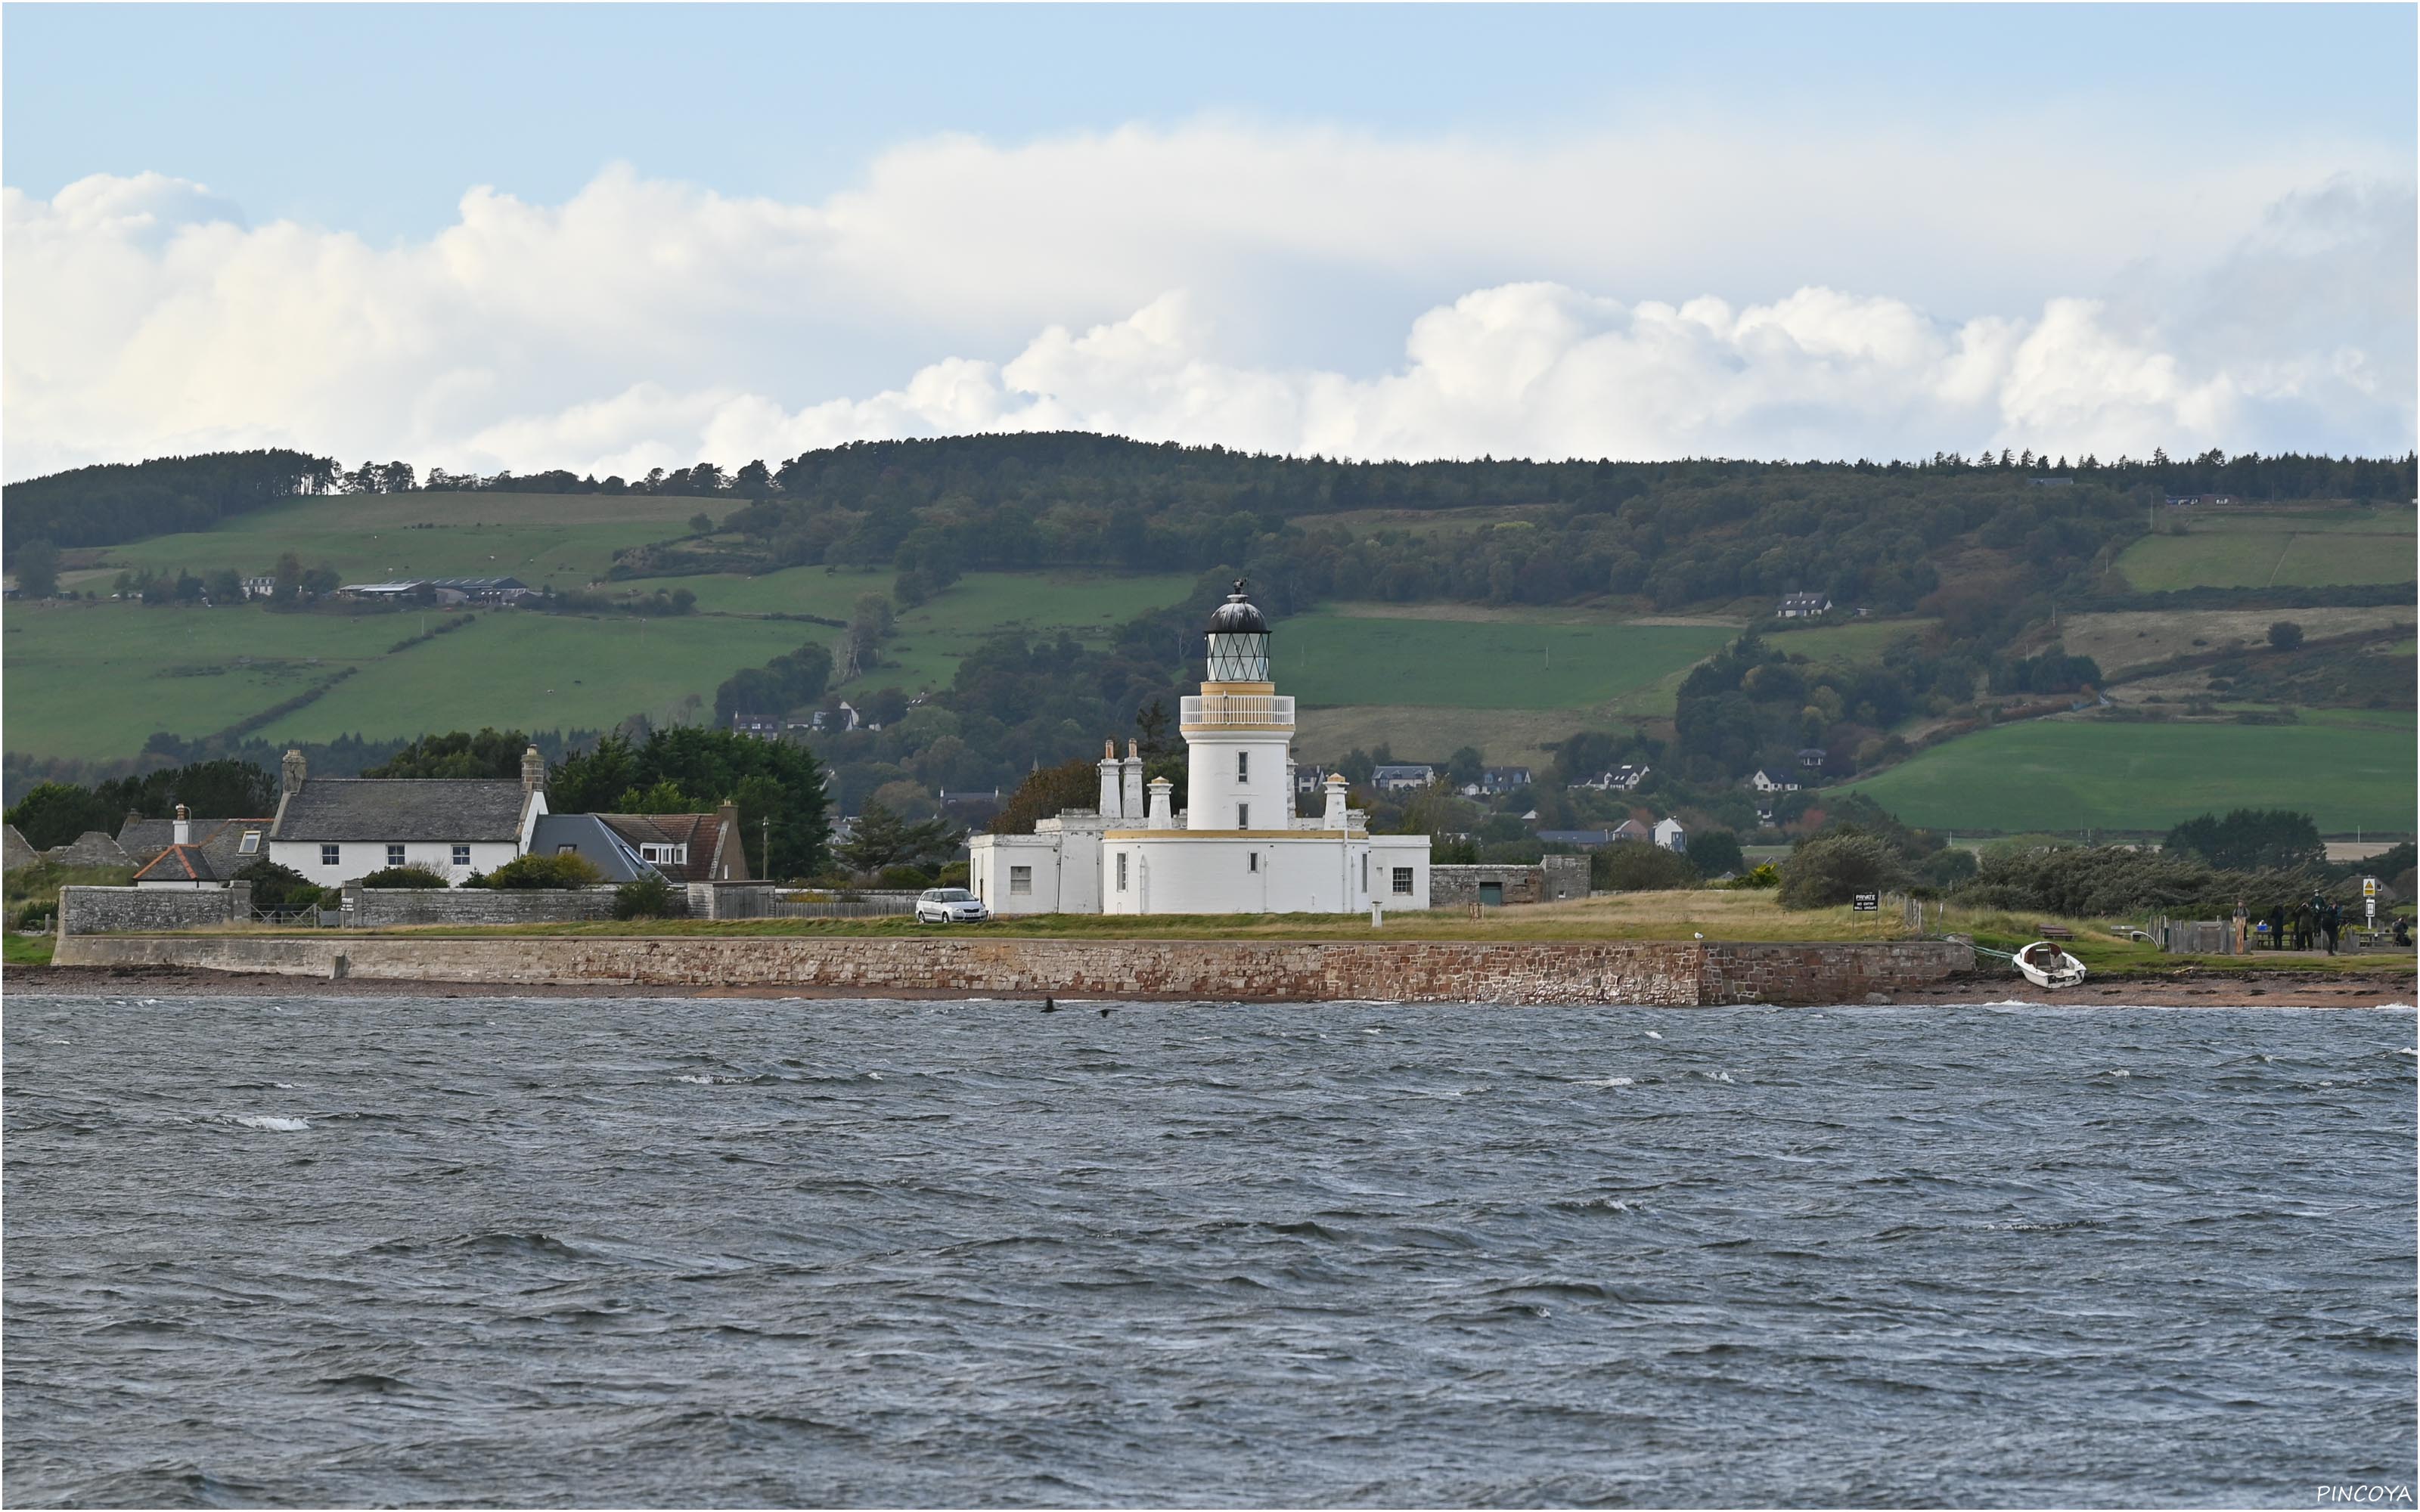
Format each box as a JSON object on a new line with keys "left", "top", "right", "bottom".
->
{"left": 4, "top": 993, "right": 2413, "bottom": 1508}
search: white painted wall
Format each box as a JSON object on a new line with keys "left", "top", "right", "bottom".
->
{"left": 268, "top": 838, "right": 520, "bottom": 888}
{"left": 1100, "top": 832, "right": 1432, "bottom": 916}
{"left": 1184, "top": 728, "right": 1296, "bottom": 832}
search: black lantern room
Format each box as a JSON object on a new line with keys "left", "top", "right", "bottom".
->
{"left": 1205, "top": 580, "right": 1270, "bottom": 682}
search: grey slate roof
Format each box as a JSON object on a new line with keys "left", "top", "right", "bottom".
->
{"left": 133, "top": 843, "right": 222, "bottom": 883}
{"left": 274, "top": 778, "right": 529, "bottom": 842}
{"left": 529, "top": 813, "right": 659, "bottom": 882}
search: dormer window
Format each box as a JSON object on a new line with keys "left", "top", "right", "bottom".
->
{"left": 238, "top": 831, "right": 260, "bottom": 854}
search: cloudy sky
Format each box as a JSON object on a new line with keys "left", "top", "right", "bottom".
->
{"left": 4, "top": 4, "right": 2413, "bottom": 482}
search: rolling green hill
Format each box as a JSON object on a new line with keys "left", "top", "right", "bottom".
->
{"left": 2112, "top": 507, "right": 2416, "bottom": 591}
{"left": 1841, "top": 709, "right": 2416, "bottom": 834}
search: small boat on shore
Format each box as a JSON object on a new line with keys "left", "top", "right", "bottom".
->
{"left": 2015, "top": 940, "right": 2088, "bottom": 990}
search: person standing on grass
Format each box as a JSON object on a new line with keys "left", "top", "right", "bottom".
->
{"left": 2322, "top": 898, "right": 2343, "bottom": 956}
{"left": 2267, "top": 903, "right": 2285, "bottom": 950}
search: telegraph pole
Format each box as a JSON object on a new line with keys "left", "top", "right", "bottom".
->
{"left": 762, "top": 815, "right": 771, "bottom": 881}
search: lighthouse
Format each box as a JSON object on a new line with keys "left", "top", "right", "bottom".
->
{"left": 1184, "top": 583, "right": 1295, "bottom": 833}
{"left": 966, "top": 580, "right": 1431, "bottom": 916}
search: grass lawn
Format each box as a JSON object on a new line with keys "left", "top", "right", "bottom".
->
{"left": 1762, "top": 618, "right": 1933, "bottom": 662}
{"left": 1842, "top": 710, "right": 2418, "bottom": 834}
{"left": 60, "top": 491, "right": 724, "bottom": 596}
{"left": 3, "top": 934, "right": 55, "bottom": 967}
{"left": 4, "top": 569, "right": 1199, "bottom": 761}
{"left": 2113, "top": 509, "right": 2417, "bottom": 591}
{"left": 1280, "top": 610, "right": 1735, "bottom": 711}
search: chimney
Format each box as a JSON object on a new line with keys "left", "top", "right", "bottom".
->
{"left": 1323, "top": 772, "right": 1350, "bottom": 831}
{"left": 717, "top": 799, "right": 744, "bottom": 881}
{"left": 172, "top": 804, "right": 191, "bottom": 846}
{"left": 521, "top": 744, "right": 547, "bottom": 797}
{"left": 1121, "top": 738, "right": 1144, "bottom": 821}
{"left": 1146, "top": 776, "right": 1174, "bottom": 831}
{"left": 281, "top": 748, "right": 307, "bottom": 796}
{"left": 1097, "top": 738, "right": 1123, "bottom": 820}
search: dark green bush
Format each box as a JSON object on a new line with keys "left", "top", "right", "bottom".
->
{"left": 1592, "top": 843, "right": 1698, "bottom": 892}
{"left": 471, "top": 853, "right": 605, "bottom": 889}
{"left": 355, "top": 864, "right": 451, "bottom": 889}
{"left": 612, "top": 874, "right": 680, "bottom": 919}
{"left": 1778, "top": 832, "right": 1910, "bottom": 909}
{"left": 233, "top": 858, "right": 321, "bottom": 912}
{"left": 877, "top": 863, "right": 933, "bottom": 890}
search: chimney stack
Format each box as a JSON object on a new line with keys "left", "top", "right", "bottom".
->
{"left": 172, "top": 804, "right": 191, "bottom": 846}
{"left": 1097, "top": 738, "right": 1123, "bottom": 819}
{"left": 1121, "top": 739, "right": 1144, "bottom": 821}
{"left": 1146, "top": 776, "right": 1174, "bottom": 830}
{"left": 281, "top": 748, "right": 307, "bottom": 796}
{"left": 522, "top": 744, "right": 547, "bottom": 798}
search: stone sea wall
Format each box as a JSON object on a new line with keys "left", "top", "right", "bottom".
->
{"left": 340, "top": 885, "right": 625, "bottom": 928}
{"left": 49, "top": 934, "right": 1972, "bottom": 1005}
{"left": 59, "top": 884, "right": 253, "bottom": 936}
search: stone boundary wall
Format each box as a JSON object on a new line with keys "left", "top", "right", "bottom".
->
{"left": 341, "top": 885, "right": 625, "bottom": 927}
{"left": 1430, "top": 859, "right": 1590, "bottom": 907}
{"left": 50, "top": 934, "right": 1972, "bottom": 1005}
{"left": 59, "top": 884, "right": 253, "bottom": 937}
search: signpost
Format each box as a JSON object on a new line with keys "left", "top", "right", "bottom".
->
{"left": 1852, "top": 892, "right": 1879, "bottom": 912}
{"left": 2365, "top": 876, "right": 2379, "bottom": 928}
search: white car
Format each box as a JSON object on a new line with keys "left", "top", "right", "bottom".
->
{"left": 914, "top": 887, "right": 990, "bottom": 925}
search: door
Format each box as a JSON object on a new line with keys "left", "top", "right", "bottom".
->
{"left": 1478, "top": 881, "right": 1504, "bottom": 906}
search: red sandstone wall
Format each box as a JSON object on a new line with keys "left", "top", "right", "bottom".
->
{"left": 51, "top": 935, "right": 1973, "bottom": 1005}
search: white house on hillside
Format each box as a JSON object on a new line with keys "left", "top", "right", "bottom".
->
{"left": 970, "top": 583, "right": 1430, "bottom": 916}
{"left": 267, "top": 745, "right": 548, "bottom": 886}
{"left": 1652, "top": 816, "right": 1687, "bottom": 852}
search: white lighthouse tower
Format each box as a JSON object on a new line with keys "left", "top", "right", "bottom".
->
{"left": 966, "top": 580, "right": 1431, "bottom": 916}
{"left": 1185, "top": 582, "right": 1295, "bottom": 832}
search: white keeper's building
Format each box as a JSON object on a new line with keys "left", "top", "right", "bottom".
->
{"left": 970, "top": 583, "right": 1431, "bottom": 916}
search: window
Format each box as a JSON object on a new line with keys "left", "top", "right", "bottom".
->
{"left": 238, "top": 831, "right": 261, "bottom": 854}
{"left": 1115, "top": 854, "right": 1128, "bottom": 892}
{"left": 452, "top": 844, "right": 470, "bottom": 866}
{"left": 1010, "top": 865, "right": 1033, "bottom": 895}
{"left": 321, "top": 844, "right": 340, "bottom": 867}
{"left": 1392, "top": 866, "right": 1415, "bottom": 896}
{"left": 641, "top": 844, "right": 661, "bottom": 861}
{"left": 1360, "top": 855, "right": 1369, "bottom": 891}
{"left": 1247, "top": 853, "right": 1258, "bottom": 873}
{"left": 1237, "top": 751, "right": 1249, "bottom": 782}
{"left": 387, "top": 844, "right": 406, "bottom": 868}
{"left": 1237, "top": 804, "right": 1250, "bottom": 829}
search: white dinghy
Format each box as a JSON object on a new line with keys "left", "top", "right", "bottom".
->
{"left": 2014, "top": 940, "right": 2087, "bottom": 990}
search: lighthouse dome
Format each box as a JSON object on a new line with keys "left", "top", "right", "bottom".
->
{"left": 1206, "top": 581, "right": 1268, "bottom": 634}
{"left": 1204, "top": 580, "right": 1271, "bottom": 682}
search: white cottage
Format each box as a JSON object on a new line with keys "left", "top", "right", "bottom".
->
{"left": 266, "top": 745, "right": 548, "bottom": 886}
{"left": 971, "top": 583, "right": 1431, "bottom": 916}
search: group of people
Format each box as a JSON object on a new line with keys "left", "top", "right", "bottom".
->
{"left": 2260, "top": 896, "right": 2352, "bottom": 953}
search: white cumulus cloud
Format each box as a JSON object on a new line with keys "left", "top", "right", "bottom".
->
{"left": 2, "top": 125, "right": 2411, "bottom": 481}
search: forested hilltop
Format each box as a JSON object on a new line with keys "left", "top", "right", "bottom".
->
{"left": 8, "top": 437, "right": 2411, "bottom": 615}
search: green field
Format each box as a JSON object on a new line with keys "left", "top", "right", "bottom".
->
{"left": 1764, "top": 618, "right": 1933, "bottom": 662}
{"left": 1844, "top": 709, "right": 2417, "bottom": 833}
{"left": 59, "top": 491, "right": 724, "bottom": 596}
{"left": 1279, "top": 609, "right": 1735, "bottom": 711}
{"left": 3, "top": 569, "right": 1195, "bottom": 760}
{"left": 2112, "top": 508, "right": 2418, "bottom": 591}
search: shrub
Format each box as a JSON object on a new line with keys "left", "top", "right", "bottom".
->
{"left": 472, "top": 853, "right": 605, "bottom": 889}
{"left": 612, "top": 874, "right": 680, "bottom": 920}
{"left": 1778, "top": 832, "right": 1910, "bottom": 909}
{"left": 355, "top": 863, "right": 451, "bottom": 889}
{"left": 1593, "top": 843, "right": 1698, "bottom": 891}
{"left": 2267, "top": 620, "right": 2304, "bottom": 651}
{"left": 878, "top": 863, "right": 933, "bottom": 889}
{"left": 1723, "top": 862, "right": 1781, "bottom": 890}
{"left": 1954, "top": 846, "right": 2328, "bottom": 918}
{"left": 1684, "top": 829, "right": 1745, "bottom": 878}
{"left": 233, "top": 858, "right": 322, "bottom": 912}
{"left": 933, "top": 861, "right": 971, "bottom": 888}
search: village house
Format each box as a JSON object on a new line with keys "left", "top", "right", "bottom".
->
{"left": 595, "top": 807, "right": 752, "bottom": 881}
{"left": 1370, "top": 764, "right": 1436, "bottom": 792}
{"left": 1652, "top": 816, "right": 1687, "bottom": 853}
{"left": 1461, "top": 765, "right": 1534, "bottom": 797}
{"left": 1610, "top": 818, "right": 1655, "bottom": 845}
{"left": 126, "top": 808, "right": 271, "bottom": 888}
{"left": 1776, "top": 592, "right": 1832, "bottom": 618}
{"left": 730, "top": 711, "right": 783, "bottom": 739}
{"left": 1796, "top": 746, "right": 1829, "bottom": 772}
{"left": 1748, "top": 768, "right": 1801, "bottom": 794}
{"left": 266, "top": 746, "right": 549, "bottom": 886}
